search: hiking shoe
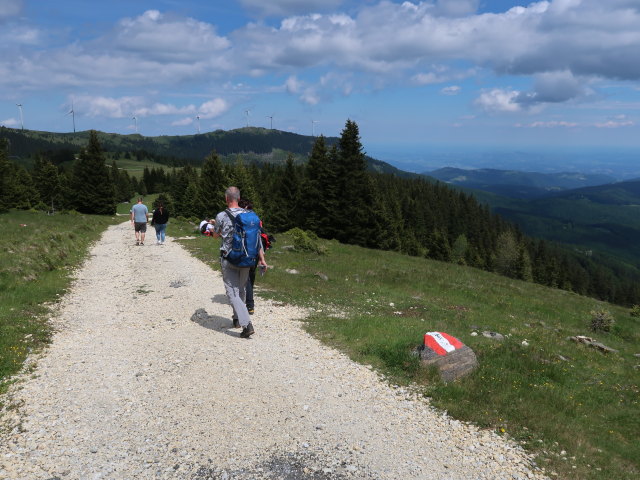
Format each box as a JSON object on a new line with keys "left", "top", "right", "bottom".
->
{"left": 140, "top": 242, "right": 144, "bottom": 246}
{"left": 232, "top": 318, "right": 240, "bottom": 329}
{"left": 248, "top": 308, "right": 255, "bottom": 315}
{"left": 240, "top": 322, "right": 255, "bottom": 338}
{"left": 136, "top": 241, "right": 139, "bottom": 246}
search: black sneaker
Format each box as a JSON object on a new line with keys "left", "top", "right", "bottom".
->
{"left": 232, "top": 318, "right": 240, "bottom": 328}
{"left": 240, "top": 322, "right": 255, "bottom": 338}
{"left": 248, "top": 308, "right": 255, "bottom": 315}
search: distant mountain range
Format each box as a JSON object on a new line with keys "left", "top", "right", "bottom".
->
{"left": 427, "top": 167, "right": 616, "bottom": 199}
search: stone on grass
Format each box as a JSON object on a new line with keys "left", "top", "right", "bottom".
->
{"left": 567, "top": 335, "right": 618, "bottom": 354}
{"left": 482, "top": 331, "right": 505, "bottom": 341}
{"left": 416, "top": 332, "right": 478, "bottom": 382}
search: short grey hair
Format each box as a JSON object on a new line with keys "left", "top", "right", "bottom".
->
{"left": 225, "top": 186, "right": 240, "bottom": 202}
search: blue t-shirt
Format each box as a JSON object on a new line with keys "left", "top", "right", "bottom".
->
{"left": 130, "top": 203, "right": 148, "bottom": 223}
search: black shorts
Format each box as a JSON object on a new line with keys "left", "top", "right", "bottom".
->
{"left": 134, "top": 222, "right": 147, "bottom": 233}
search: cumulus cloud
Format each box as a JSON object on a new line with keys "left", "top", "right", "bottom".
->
{"left": 71, "top": 95, "right": 228, "bottom": 120}
{"left": 238, "top": 0, "right": 344, "bottom": 17}
{"left": 109, "top": 10, "right": 229, "bottom": 63}
{"left": 229, "top": 0, "right": 640, "bottom": 82}
{"left": 1, "top": 117, "right": 19, "bottom": 127}
{"left": 198, "top": 98, "right": 229, "bottom": 118}
{"left": 475, "top": 89, "right": 522, "bottom": 113}
{"left": 1, "top": 0, "right": 639, "bottom": 109}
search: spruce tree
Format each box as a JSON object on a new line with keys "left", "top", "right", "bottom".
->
{"left": 69, "top": 130, "right": 116, "bottom": 214}
{"left": 335, "top": 119, "right": 376, "bottom": 246}
{"left": 195, "top": 150, "right": 227, "bottom": 217}
{"left": 0, "top": 139, "right": 15, "bottom": 212}
{"left": 269, "top": 153, "right": 301, "bottom": 231}
{"left": 33, "top": 155, "right": 62, "bottom": 211}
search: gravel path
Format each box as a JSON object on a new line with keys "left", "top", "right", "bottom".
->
{"left": 1, "top": 222, "right": 547, "bottom": 480}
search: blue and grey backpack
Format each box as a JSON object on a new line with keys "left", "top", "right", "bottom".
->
{"left": 224, "top": 209, "right": 262, "bottom": 267}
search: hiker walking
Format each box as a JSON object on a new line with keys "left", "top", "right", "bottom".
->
{"left": 213, "top": 187, "right": 267, "bottom": 338}
{"left": 130, "top": 197, "right": 149, "bottom": 246}
{"left": 151, "top": 202, "right": 169, "bottom": 245}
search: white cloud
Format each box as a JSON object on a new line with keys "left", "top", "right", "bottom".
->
{"left": 238, "top": 0, "right": 344, "bottom": 17}
{"left": 198, "top": 98, "right": 229, "bottom": 118}
{"left": 73, "top": 95, "right": 145, "bottom": 118}
{"left": 441, "top": 85, "right": 461, "bottom": 95}
{"left": 516, "top": 120, "right": 579, "bottom": 128}
{"left": 593, "top": 119, "right": 636, "bottom": 128}
{"left": 1, "top": 117, "right": 18, "bottom": 127}
{"left": 71, "top": 95, "right": 228, "bottom": 120}
{"left": 110, "top": 10, "right": 230, "bottom": 63}
{"left": 171, "top": 117, "right": 194, "bottom": 126}
{"left": 475, "top": 89, "right": 522, "bottom": 113}
{"left": 1, "top": 0, "right": 639, "bottom": 109}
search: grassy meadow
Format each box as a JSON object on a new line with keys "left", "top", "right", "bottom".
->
{"left": 169, "top": 219, "right": 639, "bottom": 480}
{"left": 0, "top": 211, "right": 117, "bottom": 400}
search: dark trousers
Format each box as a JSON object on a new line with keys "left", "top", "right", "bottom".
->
{"left": 245, "top": 265, "right": 256, "bottom": 309}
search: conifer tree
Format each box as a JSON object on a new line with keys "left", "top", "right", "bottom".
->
{"left": 195, "top": 150, "right": 227, "bottom": 217}
{"left": 334, "top": 119, "right": 376, "bottom": 246}
{"left": 227, "top": 156, "right": 259, "bottom": 209}
{"left": 0, "top": 139, "right": 15, "bottom": 212}
{"left": 33, "top": 155, "right": 62, "bottom": 211}
{"left": 269, "top": 153, "right": 301, "bottom": 231}
{"left": 69, "top": 130, "right": 116, "bottom": 214}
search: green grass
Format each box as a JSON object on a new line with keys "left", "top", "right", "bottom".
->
{"left": 0, "top": 211, "right": 117, "bottom": 401}
{"left": 169, "top": 219, "right": 639, "bottom": 480}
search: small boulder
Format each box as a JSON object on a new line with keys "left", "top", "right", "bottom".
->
{"left": 482, "top": 331, "right": 505, "bottom": 341}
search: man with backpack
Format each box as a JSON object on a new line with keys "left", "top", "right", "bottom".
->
{"left": 212, "top": 186, "right": 267, "bottom": 338}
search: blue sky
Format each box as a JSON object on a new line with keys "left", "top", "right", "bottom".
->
{"left": 1, "top": 0, "right": 639, "bottom": 157}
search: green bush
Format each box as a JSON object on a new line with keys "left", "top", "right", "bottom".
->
{"left": 286, "top": 227, "right": 326, "bottom": 254}
{"left": 630, "top": 305, "right": 640, "bottom": 318}
{"left": 589, "top": 309, "right": 615, "bottom": 332}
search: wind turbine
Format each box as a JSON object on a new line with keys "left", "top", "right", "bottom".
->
{"left": 67, "top": 101, "right": 76, "bottom": 133}
{"left": 16, "top": 103, "right": 24, "bottom": 130}
{"left": 196, "top": 114, "right": 201, "bottom": 134}
{"left": 132, "top": 115, "right": 138, "bottom": 133}
{"left": 244, "top": 109, "right": 251, "bottom": 127}
{"left": 266, "top": 115, "right": 274, "bottom": 130}
{"left": 311, "top": 119, "right": 319, "bottom": 137}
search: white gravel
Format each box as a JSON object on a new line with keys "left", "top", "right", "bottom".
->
{"left": 0, "top": 222, "right": 548, "bottom": 480}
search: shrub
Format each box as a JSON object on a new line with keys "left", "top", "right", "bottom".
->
{"left": 589, "top": 309, "right": 615, "bottom": 332}
{"left": 630, "top": 305, "right": 640, "bottom": 318}
{"left": 286, "top": 227, "right": 326, "bottom": 254}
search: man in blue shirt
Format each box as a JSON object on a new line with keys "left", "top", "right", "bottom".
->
{"left": 130, "top": 197, "right": 149, "bottom": 246}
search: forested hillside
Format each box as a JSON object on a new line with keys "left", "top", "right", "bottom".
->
{"left": 2, "top": 122, "right": 639, "bottom": 306}
{"left": 0, "top": 126, "right": 413, "bottom": 178}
